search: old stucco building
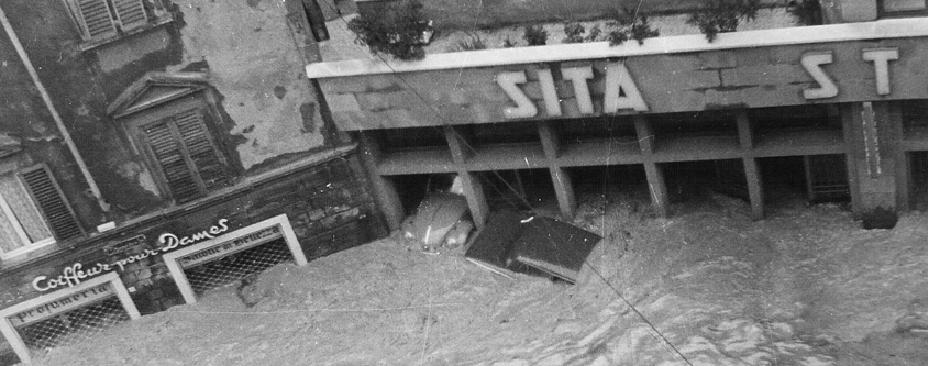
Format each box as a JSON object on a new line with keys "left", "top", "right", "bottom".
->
{"left": 0, "top": 0, "right": 382, "bottom": 362}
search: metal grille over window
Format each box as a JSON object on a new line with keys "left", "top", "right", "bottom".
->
{"left": 183, "top": 238, "right": 293, "bottom": 295}
{"left": 143, "top": 109, "right": 229, "bottom": 203}
{"left": 805, "top": 154, "right": 850, "bottom": 202}
{"left": 19, "top": 166, "right": 83, "bottom": 241}
{"left": 14, "top": 297, "right": 130, "bottom": 350}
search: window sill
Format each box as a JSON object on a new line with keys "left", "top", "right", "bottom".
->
{"left": 79, "top": 17, "right": 175, "bottom": 52}
{"left": 0, "top": 240, "right": 61, "bottom": 269}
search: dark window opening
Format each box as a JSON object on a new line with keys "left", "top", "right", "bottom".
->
{"left": 650, "top": 111, "right": 738, "bottom": 137}
{"left": 557, "top": 116, "right": 637, "bottom": 145}
{"left": 391, "top": 173, "right": 456, "bottom": 215}
{"left": 477, "top": 169, "right": 554, "bottom": 212}
{"left": 803, "top": 154, "right": 850, "bottom": 204}
{"left": 661, "top": 159, "right": 746, "bottom": 203}
{"left": 376, "top": 126, "right": 447, "bottom": 153}
{"left": 751, "top": 104, "right": 839, "bottom": 135}
{"left": 567, "top": 164, "right": 650, "bottom": 205}
{"left": 460, "top": 121, "right": 540, "bottom": 146}
{"left": 901, "top": 100, "right": 928, "bottom": 139}
{"left": 910, "top": 151, "right": 928, "bottom": 211}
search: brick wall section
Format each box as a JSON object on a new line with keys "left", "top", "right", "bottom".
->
{"left": 319, "top": 37, "right": 928, "bottom": 131}
{"left": 0, "top": 149, "right": 383, "bottom": 314}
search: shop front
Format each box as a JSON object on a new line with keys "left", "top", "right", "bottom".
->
{"left": 307, "top": 18, "right": 928, "bottom": 228}
{"left": 0, "top": 147, "right": 382, "bottom": 362}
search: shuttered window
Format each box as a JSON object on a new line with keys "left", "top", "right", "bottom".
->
{"left": 111, "top": 0, "right": 149, "bottom": 32}
{"left": 66, "top": 0, "right": 167, "bottom": 43}
{"left": 142, "top": 109, "right": 230, "bottom": 203}
{"left": 76, "top": 0, "right": 117, "bottom": 39}
{"left": 0, "top": 166, "right": 82, "bottom": 259}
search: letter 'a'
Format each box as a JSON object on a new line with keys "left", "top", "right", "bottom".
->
{"left": 604, "top": 63, "right": 648, "bottom": 112}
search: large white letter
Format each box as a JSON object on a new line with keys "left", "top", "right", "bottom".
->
{"left": 604, "top": 62, "right": 648, "bottom": 112}
{"left": 497, "top": 71, "right": 537, "bottom": 119}
{"left": 862, "top": 47, "right": 899, "bottom": 96}
{"left": 536, "top": 68, "right": 562, "bottom": 116}
{"left": 801, "top": 52, "right": 838, "bottom": 99}
{"left": 561, "top": 66, "right": 595, "bottom": 114}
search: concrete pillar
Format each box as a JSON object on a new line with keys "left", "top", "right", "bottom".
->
{"left": 736, "top": 110, "right": 765, "bottom": 220}
{"left": 634, "top": 116, "right": 670, "bottom": 217}
{"left": 443, "top": 126, "right": 489, "bottom": 229}
{"left": 742, "top": 157, "right": 764, "bottom": 220}
{"left": 538, "top": 121, "right": 576, "bottom": 219}
{"left": 357, "top": 132, "right": 404, "bottom": 231}
{"left": 841, "top": 101, "right": 901, "bottom": 227}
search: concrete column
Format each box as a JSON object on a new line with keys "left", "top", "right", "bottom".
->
{"left": 841, "top": 101, "right": 900, "bottom": 223}
{"left": 443, "top": 126, "right": 489, "bottom": 229}
{"left": 538, "top": 121, "right": 576, "bottom": 219}
{"left": 357, "top": 132, "right": 404, "bottom": 231}
{"left": 736, "top": 110, "right": 765, "bottom": 220}
{"left": 634, "top": 116, "right": 669, "bottom": 217}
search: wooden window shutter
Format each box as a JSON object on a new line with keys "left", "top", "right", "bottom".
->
{"left": 76, "top": 0, "right": 118, "bottom": 40}
{"left": 111, "top": 0, "right": 149, "bottom": 32}
{"left": 18, "top": 166, "right": 83, "bottom": 241}
{"left": 173, "top": 111, "right": 230, "bottom": 191}
{"left": 144, "top": 121, "right": 202, "bottom": 203}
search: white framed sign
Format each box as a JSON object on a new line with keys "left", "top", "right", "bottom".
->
{"left": 163, "top": 214, "right": 306, "bottom": 304}
{"left": 0, "top": 273, "right": 139, "bottom": 365}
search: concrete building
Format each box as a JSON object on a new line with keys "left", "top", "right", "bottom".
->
{"left": 306, "top": 0, "right": 928, "bottom": 231}
{"left": 0, "top": 0, "right": 382, "bottom": 362}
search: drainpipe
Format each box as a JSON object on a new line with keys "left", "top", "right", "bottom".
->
{"left": 0, "top": 5, "right": 105, "bottom": 209}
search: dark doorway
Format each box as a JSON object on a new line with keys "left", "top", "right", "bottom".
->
{"left": 662, "top": 159, "right": 747, "bottom": 203}
{"left": 477, "top": 169, "right": 554, "bottom": 212}
{"left": 391, "top": 174, "right": 457, "bottom": 215}
{"left": 910, "top": 151, "right": 928, "bottom": 210}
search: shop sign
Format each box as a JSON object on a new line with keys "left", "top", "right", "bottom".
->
{"left": 9, "top": 283, "right": 112, "bottom": 327}
{"left": 802, "top": 47, "right": 898, "bottom": 99}
{"left": 176, "top": 225, "right": 282, "bottom": 268}
{"left": 497, "top": 47, "right": 899, "bottom": 118}
{"left": 497, "top": 62, "right": 648, "bottom": 119}
{"left": 31, "top": 219, "right": 231, "bottom": 292}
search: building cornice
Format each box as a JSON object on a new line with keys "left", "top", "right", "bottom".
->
{"left": 306, "top": 17, "right": 928, "bottom": 78}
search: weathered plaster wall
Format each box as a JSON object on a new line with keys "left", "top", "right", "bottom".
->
{"left": 0, "top": 16, "right": 104, "bottom": 229}
{"left": 1, "top": 0, "right": 333, "bottom": 222}
{"left": 171, "top": 0, "right": 326, "bottom": 170}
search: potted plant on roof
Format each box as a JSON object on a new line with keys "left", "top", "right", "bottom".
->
{"left": 347, "top": 0, "right": 435, "bottom": 60}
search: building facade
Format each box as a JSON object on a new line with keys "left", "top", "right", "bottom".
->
{"left": 307, "top": 0, "right": 928, "bottom": 232}
{"left": 0, "top": 0, "right": 383, "bottom": 362}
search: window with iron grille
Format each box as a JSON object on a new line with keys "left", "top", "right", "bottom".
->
{"left": 0, "top": 165, "right": 82, "bottom": 259}
{"left": 139, "top": 108, "right": 231, "bottom": 203}
{"left": 62, "top": 0, "right": 173, "bottom": 46}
